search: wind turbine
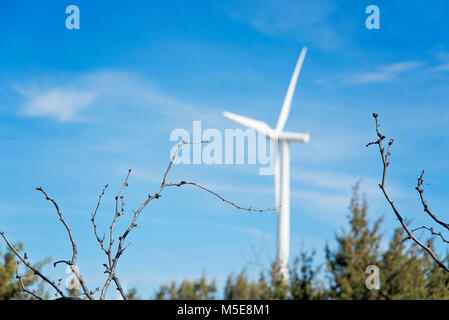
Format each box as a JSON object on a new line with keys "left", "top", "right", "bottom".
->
{"left": 223, "top": 47, "right": 310, "bottom": 279}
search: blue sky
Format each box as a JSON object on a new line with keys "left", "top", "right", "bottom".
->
{"left": 1, "top": 0, "right": 449, "bottom": 298}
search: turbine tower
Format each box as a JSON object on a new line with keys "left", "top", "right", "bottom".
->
{"left": 223, "top": 47, "right": 310, "bottom": 279}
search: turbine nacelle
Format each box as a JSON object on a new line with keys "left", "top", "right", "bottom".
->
{"left": 278, "top": 130, "right": 310, "bottom": 143}
{"left": 222, "top": 111, "right": 310, "bottom": 143}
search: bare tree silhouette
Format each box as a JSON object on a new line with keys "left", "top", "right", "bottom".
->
{"left": 0, "top": 140, "right": 275, "bottom": 300}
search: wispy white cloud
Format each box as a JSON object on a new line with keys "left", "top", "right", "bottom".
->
{"left": 316, "top": 61, "right": 423, "bottom": 86}
{"left": 292, "top": 169, "right": 413, "bottom": 199}
{"left": 17, "top": 87, "right": 96, "bottom": 121}
{"left": 289, "top": 169, "right": 417, "bottom": 225}
{"left": 292, "top": 189, "right": 348, "bottom": 212}
{"left": 430, "top": 52, "right": 449, "bottom": 72}
{"left": 13, "top": 70, "right": 221, "bottom": 124}
{"left": 432, "top": 63, "right": 449, "bottom": 72}
{"left": 293, "top": 170, "right": 365, "bottom": 192}
{"left": 345, "top": 62, "right": 422, "bottom": 85}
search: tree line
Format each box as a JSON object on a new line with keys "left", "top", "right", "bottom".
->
{"left": 2, "top": 185, "right": 449, "bottom": 300}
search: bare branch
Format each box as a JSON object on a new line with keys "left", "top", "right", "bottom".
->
{"left": 53, "top": 260, "right": 70, "bottom": 267}
{"left": 165, "top": 181, "right": 275, "bottom": 213}
{"left": 109, "top": 170, "right": 131, "bottom": 254}
{"left": 15, "top": 261, "right": 43, "bottom": 300}
{"left": 405, "top": 226, "right": 449, "bottom": 245}
{"left": 36, "top": 187, "right": 94, "bottom": 300}
{"left": 99, "top": 170, "right": 131, "bottom": 300}
{"left": 3, "top": 139, "right": 273, "bottom": 300}
{"left": 99, "top": 140, "right": 273, "bottom": 299}
{"left": 0, "top": 231, "right": 66, "bottom": 298}
{"left": 91, "top": 184, "right": 108, "bottom": 253}
{"left": 367, "top": 113, "right": 449, "bottom": 272}
{"left": 416, "top": 170, "right": 449, "bottom": 231}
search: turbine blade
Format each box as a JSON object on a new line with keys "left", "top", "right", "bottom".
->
{"left": 278, "top": 130, "right": 310, "bottom": 143}
{"left": 276, "top": 47, "right": 308, "bottom": 132}
{"left": 223, "top": 111, "right": 273, "bottom": 136}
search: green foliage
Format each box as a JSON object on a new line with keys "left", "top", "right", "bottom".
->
{"left": 224, "top": 268, "right": 272, "bottom": 300}
{"left": 155, "top": 253, "right": 323, "bottom": 300}
{"left": 290, "top": 250, "right": 327, "bottom": 300}
{"left": 326, "top": 184, "right": 383, "bottom": 299}
{"left": 126, "top": 287, "right": 140, "bottom": 300}
{"left": 379, "top": 228, "right": 429, "bottom": 299}
{"left": 0, "top": 243, "right": 50, "bottom": 300}
{"left": 223, "top": 253, "right": 324, "bottom": 300}
{"left": 155, "top": 184, "right": 449, "bottom": 300}
{"left": 326, "top": 184, "right": 449, "bottom": 300}
{"left": 156, "top": 274, "right": 216, "bottom": 300}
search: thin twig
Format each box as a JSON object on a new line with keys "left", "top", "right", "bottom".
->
{"left": 2, "top": 138, "right": 274, "bottom": 300}
{"left": 15, "top": 261, "right": 43, "bottom": 300}
{"left": 0, "top": 231, "right": 66, "bottom": 298}
{"left": 165, "top": 181, "right": 275, "bottom": 213}
{"left": 100, "top": 170, "right": 131, "bottom": 300}
{"left": 403, "top": 225, "right": 449, "bottom": 245}
{"left": 416, "top": 170, "right": 449, "bottom": 230}
{"left": 99, "top": 140, "right": 274, "bottom": 299}
{"left": 367, "top": 113, "right": 449, "bottom": 272}
{"left": 91, "top": 184, "right": 108, "bottom": 253}
{"left": 36, "top": 187, "right": 94, "bottom": 300}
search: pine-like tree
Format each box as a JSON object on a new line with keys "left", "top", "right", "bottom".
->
{"left": 326, "top": 184, "right": 449, "bottom": 300}
{"left": 326, "top": 184, "right": 382, "bottom": 299}
{"left": 155, "top": 274, "right": 216, "bottom": 300}
{"left": 290, "top": 250, "right": 326, "bottom": 299}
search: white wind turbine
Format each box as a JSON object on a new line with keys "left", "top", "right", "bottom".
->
{"left": 223, "top": 47, "right": 310, "bottom": 279}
